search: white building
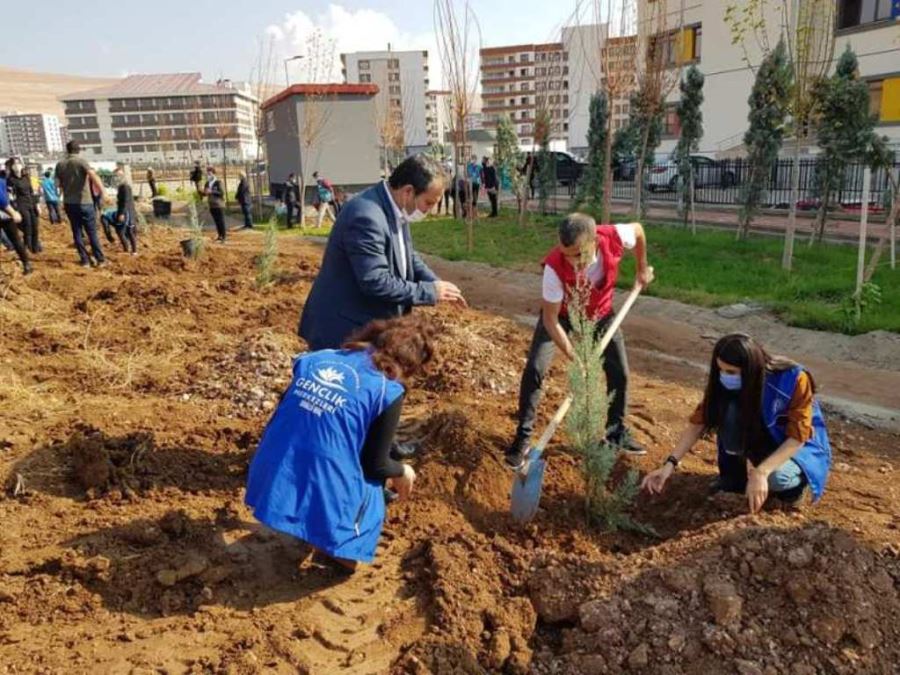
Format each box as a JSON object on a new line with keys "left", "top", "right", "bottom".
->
{"left": 59, "top": 73, "right": 259, "bottom": 165}
{"left": 639, "top": 0, "right": 900, "bottom": 157}
{"left": 426, "top": 89, "right": 452, "bottom": 151}
{"left": 0, "top": 112, "right": 64, "bottom": 157}
{"left": 341, "top": 49, "right": 430, "bottom": 153}
{"left": 562, "top": 24, "right": 607, "bottom": 154}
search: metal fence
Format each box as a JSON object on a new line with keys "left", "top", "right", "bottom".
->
{"left": 601, "top": 157, "right": 898, "bottom": 213}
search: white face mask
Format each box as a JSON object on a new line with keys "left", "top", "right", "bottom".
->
{"left": 406, "top": 208, "right": 427, "bottom": 223}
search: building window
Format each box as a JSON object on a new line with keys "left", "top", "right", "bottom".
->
{"left": 360, "top": 73, "right": 372, "bottom": 83}
{"left": 868, "top": 77, "right": 900, "bottom": 123}
{"left": 390, "top": 85, "right": 401, "bottom": 95}
{"left": 359, "top": 60, "right": 370, "bottom": 70}
{"left": 662, "top": 105, "right": 681, "bottom": 137}
{"left": 388, "top": 59, "right": 400, "bottom": 68}
{"left": 838, "top": 0, "right": 893, "bottom": 29}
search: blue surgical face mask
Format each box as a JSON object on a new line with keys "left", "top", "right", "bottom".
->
{"left": 719, "top": 372, "right": 742, "bottom": 391}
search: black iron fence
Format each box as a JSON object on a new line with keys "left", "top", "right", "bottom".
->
{"left": 571, "top": 157, "right": 899, "bottom": 213}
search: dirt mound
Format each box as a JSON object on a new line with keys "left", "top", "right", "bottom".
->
{"left": 528, "top": 518, "right": 900, "bottom": 674}
{"left": 186, "top": 329, "right": 297, "bottom": 416}
{"left": 421, "top": 311, "right": 523, "bottom": 396}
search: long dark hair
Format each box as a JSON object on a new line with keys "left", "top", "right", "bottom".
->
{"left": 702, "top": 333, "right": 814, "bottom": 453}
{"left": 342, "top": 315, "right": 438, "bottom": 385}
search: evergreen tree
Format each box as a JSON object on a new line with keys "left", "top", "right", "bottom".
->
{"left": 495, "top": 115, "right": 526, "bottom": 221}
{"left": 812, "top": 46, "right": 876, "bottom": 243}
{"left": 674, "top": 66, "right": 705, "bottom": 228}
{"left": 576, "top": 92, "right": 609, "bottom": 212}
{"left": 535, "top": 109, "right": 555, "bottom": 214}
{"left": 629, "top": 88, "right": 663, "bottom": 219}
{"left": 738, "top": 39, "right": 791, "bottom": 240}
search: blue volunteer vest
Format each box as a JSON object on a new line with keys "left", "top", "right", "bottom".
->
{"left": 717, "top": 366, "right": 831, "bottom": 501}
{"left": 245, "top": 349, "right": 405, "bottom": 562}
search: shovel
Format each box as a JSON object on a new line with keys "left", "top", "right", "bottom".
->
{"left": 510, "top": 283, "right": 645, "bottom": 524}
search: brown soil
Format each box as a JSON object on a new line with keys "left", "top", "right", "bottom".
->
{"left": 1, "top": 223, "right": 898, "bottom": 674}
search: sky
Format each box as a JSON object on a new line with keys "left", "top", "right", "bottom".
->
{"left": 2, "top": 0, "right": 591, "bottom": 87}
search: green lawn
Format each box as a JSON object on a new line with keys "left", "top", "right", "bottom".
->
{"left": 410, "top": 211, "right": 899, "bottom": 335}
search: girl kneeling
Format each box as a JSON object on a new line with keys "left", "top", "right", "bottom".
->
{"left": 246, "top": 315, "right": 436, "bottom": 572}
{"left": 642, "top": 333, "right": 831, "bottom": 514}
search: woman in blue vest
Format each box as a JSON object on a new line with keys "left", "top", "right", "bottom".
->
{"left": 642, "top": 333, "right": 831, "bottom": 513}
{"left": 246, "top": 315, "right": 436, "bottom": 573}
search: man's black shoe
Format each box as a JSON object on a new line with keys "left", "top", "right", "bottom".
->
{"left": 504, "top": 435, "right": 530, "bottom": 471}
{"left": 390, "top": 441, "right": 421, "bottom": 461}
{"left": 607, "top": 429, "right": 647, "bottom": 456}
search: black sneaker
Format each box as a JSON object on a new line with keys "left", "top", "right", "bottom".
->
{"left": 504, "top": 435, "right": 530, "bottom": 470}
{"left": 608, "top": 429, "right": 647, "bottom": 456}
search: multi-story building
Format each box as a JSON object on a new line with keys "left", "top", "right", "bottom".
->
{"left": 639, "top": 0, "right": 900, "bottom": 156}
{"left": 59, "top": 73, "right": 259, "bottom": 165}
{"left": 426, "top": 89, "right": 452, "bottom": 150}
{"left": 0, "top": 112, "right": 64, "bottom": 157}
{"left": 480, "top": 42, "right": 571, "bottom": 149}
{"left": 341, "top": 49, "right": 430, "bottom": 154}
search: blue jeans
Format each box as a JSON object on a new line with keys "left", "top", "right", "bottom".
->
{"left": 46, "top": 201, "right": 62, "bottom": 224}
{"left": 718, "top": 451, "right": 806, "bottom": 495}
{"left": 65, "top": 203, "right": 105, "bottom": 264}
{"left": 240, "top": 201, "right": 253, "bottom": 228}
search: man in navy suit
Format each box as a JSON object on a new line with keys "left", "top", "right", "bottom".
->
{"left": 299, "top": 154, "right": 466, "bottom": 351}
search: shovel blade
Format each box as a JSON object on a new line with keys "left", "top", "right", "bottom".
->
{"left": 510, "top": 450, "right": 546, "bottom": 524}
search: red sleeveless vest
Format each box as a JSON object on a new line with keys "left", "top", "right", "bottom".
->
{"left": 542, "top": 225, "right": 624, "bottom": 319}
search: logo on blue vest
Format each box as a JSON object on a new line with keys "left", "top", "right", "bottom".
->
{"left": 313, "top": 366, "right": 348, "bottom": 391}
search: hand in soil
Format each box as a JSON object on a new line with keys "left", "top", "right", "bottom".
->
{"left": 642, "top": 463, "right": 674, "bottom": 495}
{"left": 746, "top": 468, "right": 769, "bottom": 514}
{"left": 388, "top": 464, "right": 416, "bottom": 500}
{"left": 435, "top": 280, "right": 467, "bottom": 307}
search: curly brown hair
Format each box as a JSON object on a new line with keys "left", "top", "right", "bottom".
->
{"left": 342, "top": 315, "right": 439, "bottom": 384}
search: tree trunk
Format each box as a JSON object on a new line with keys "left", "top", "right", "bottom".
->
{"left": 602, "top": 122, "right": 613, "bottom": 223}
{"left": 690, "top": 166, "right": 696, "bottom": 235}
{"left": 632, "top": 122, "right": 653, "bottom": 218}
{"left": 865, "top": 194, "right": 900, "bottom": 280}
{"left": 782, "top": 137, "right": 801, "bottom": 271}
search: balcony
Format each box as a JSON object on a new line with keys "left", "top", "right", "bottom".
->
{"left": 481, "top": 74, "right": 535, "bottom": 85}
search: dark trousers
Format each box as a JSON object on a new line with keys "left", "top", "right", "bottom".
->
{"left": 240, "top": 201, "right": 253, "bottom": 228}
{"left": 514, "top": 313, "right": 630, "bottom": 442}
{"left": 64, "top": 203, "right": 105, "bottom": 264}
{"left": 442, "top": 189, "right": 451, "bottom": 214}
{"left": 117, "top": 224, "right": 137, "bottom": 253}
{"left": 471, "top": 183, "right": 481, "bottom": 207}
{"left": 19, "top": 206, "right": 40, "bottom": 253}
{"left": 46, "top": 201, "right": 61, "bottom": 224}
{"left": 487, "top": 189, "right": 499, "bottom": 217}
{"left": 1, "top": 218, "right": 29, "bottom": 268}
{"left": 210, "top": 207, "right": 226, "bottom": 240}
{"left": 285, "top": 202, "right": 297, "bottom": 228}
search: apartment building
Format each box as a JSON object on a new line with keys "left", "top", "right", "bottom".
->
{"left": 341, "top": 49, "right": 430, "bottom": 153}
{"left": 0, "top": 112, "right": 64, "bottom": 157}
{"left": 639, "top": 0, "right": 900, "bottom": 157}
{"left": 480, "top": 42, "right": 571, "bottom": 149}
{"left": 59, "top": 73, "right": 258, "bottom": 165}
{"left": 426, "top": 89, "right": 452, "bottom": 150}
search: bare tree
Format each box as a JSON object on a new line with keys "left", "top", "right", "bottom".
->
{"left": 726, "top": 0, "right": 836, "bottom": 271}
{"left": 568, "top": 0, "right": 638, "bottom": 221}
{"left": 631, "top": 0, "right": 685, "bottom": 217}
{"left": 434, "top": 0, "right": 481, "bottom": 251}
{"left": 249, "top": 35, "right": 278, "bottom": 220}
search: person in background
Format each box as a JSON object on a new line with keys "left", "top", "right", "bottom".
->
{"left": 5, "top": 158, "right": 40, "bottom": 253}
{"left": 466, "top": 155, "right": 482, "bottom": 215}
{"left": 0, "top": 167, "right": 31, "bottom": 275}
{"left": 202, "top": 166, "right": 227, "bottom": 243}
{"left": 313, "top": 170, "right": 335, "bottom": 229}
{"left": 506, "top": 213, "right": 654, "bottom": 469}
{"left": 482, "top": 156, "right": 499, "bottom": 218}
{"left": 189, "top": 161, "right": 203, "bottom": 194}
{"left": 236, "top": 171, "right": 253, "bottom": 229}
{"left": 40, "top": 169, "right": 62, "bottom": 224}
{"left": 642, "top": 333, "right": 832, "bottom": 513}
{"left": 246, "top": 315, "right": 437, "bottom": 574}
{"left": 284, "top": 173, "right": 299, "bottom": 229}
{"left": 114, "top": 165, "right": 137, "bottom": 254}
{"left": 56, "top": 141, "right": 107, "bottom": 267}
{"left": 146, "top": 167, "right": 158, "bottom": 198}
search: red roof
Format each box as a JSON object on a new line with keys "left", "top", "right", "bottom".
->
{"left": 261, "top": 83, "right": 380, "bottom": 110}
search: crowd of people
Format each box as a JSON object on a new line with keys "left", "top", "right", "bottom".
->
{"left": 245, "top": 154, "right": 833, "bottom": 575}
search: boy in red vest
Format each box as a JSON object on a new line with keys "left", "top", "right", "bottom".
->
{"left": 506, "top": 212, "right": 655, "bottom": 469}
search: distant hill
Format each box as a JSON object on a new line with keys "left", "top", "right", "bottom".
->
{"left": 0, "top": 67, "right": 119, "bottom": 119}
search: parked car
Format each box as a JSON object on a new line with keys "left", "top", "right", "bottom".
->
{"left": 646, "top": 154, "right": 738, "bottom": 192}
{"left": 552, "top": 151, "right": 586, "bottom": 187}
